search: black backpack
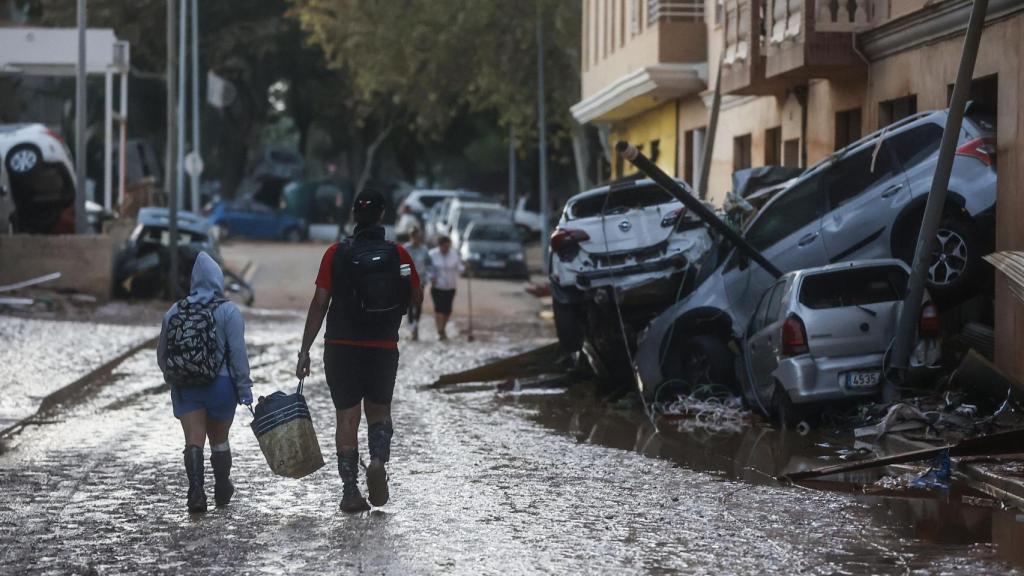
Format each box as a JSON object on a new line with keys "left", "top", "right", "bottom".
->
{"left": 337, "top": 238, "right": 410, "bottom": 326}
{"left": 164, "top": 298, "right": 228, "bottom": 388}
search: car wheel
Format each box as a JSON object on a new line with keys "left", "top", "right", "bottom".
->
{"left": 772, "top": 381, "right": 808, "bottom": 430}
{"left": 284, "top": 228, "right": 302, "bottom": 243}
{"left": 898, "top": 215, "right": 982, "bottom": 306}
{"left": 679, "top": 334, "right": 737, "bottom": 393}
{"left": 553, "top": 299, "right": 585, "bottom": 354}
{"left": 5, "top": 144, "right": 41, "bottom": 175}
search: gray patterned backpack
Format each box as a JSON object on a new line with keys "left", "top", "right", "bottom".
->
{"left": 165, "top": 298, "right": 228, "bottom": 388}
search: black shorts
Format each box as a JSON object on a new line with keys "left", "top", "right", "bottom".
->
{"left": 323, "top": 344, "right": 400, "bottom": 410}
{"left": 431, "top": 288, "right": 456, "bottom": 315}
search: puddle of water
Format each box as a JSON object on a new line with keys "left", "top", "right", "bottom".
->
{"left": 499, "top": 382, "right": 1024, "bottom": 570}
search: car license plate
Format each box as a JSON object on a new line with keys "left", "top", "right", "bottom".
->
{"left": 482, "top": 259, "right": 505, "bottom": 269}
{"left": 844, "top": 370, "right": 880, "bottom": 390}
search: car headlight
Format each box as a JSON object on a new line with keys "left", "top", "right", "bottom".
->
{"left": 511, "top": 252, "right": 524, "bottom": 261}
{"left": 467, "top": 252, "right": 482, "bottom": 260}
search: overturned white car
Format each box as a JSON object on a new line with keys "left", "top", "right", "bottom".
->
{"left": 549, "top": 178, "right": 713, "bottom": 385}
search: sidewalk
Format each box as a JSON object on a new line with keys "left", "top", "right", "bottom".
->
{"left": 0, "top": 316, "right": 156, "bottom": 436}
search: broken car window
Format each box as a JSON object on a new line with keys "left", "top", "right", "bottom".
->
{"left": 887, "top": 123, "right": 944, "bottom": 170}
{"left": 825, "top": 144, "right": 896, "bottom": 209}
{"left": 799, "top": 265, "right": 909, "bottom": 309}
{"left": 569, "top": 186, "right": 674, "bottom": 219}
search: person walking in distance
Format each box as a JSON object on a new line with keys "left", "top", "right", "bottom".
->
{"left": 427, "top": 235, "right": 463, "bottom": 341}
{"left": 158, "top": 252, "right": 253, "bottom": 513}
{"left": 296, "top": 189, "right": 423, "bottom": 512}
{"left": 403, "top": 226, "right": 429, "bottom": 341}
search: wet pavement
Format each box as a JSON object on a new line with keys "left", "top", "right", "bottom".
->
{"left": 0, "top": 318, "right": 1022, "bottom": 575}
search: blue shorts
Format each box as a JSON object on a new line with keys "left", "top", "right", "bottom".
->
{"left": 171, "top": 374, "right": 237, "bottom": 422}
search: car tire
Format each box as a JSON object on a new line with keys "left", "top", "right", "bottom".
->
{"left": 897, "top": 215, "right": 983, "bottom": 306}
{"left": 5, "top": 144, "right": 41, "bottom": 175}
{"left": 284, "top": 228, "right": 302, "bottom": 243}
{"left": 553, "top": 299, "right": 585, "bottom": 355}
{"left": 772, "top": 381, "right": 808, "bottom": 430}
{"left": 679, "top": 334, "right": 737, "bottom": 393}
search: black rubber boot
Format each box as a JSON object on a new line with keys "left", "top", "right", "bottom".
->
{"left": 338, "top": 450, "right": 370, "bottom": 513}
{"left": 210, "top": 450, "right": 234, "bottom": 507}
{"left": 366, "top": 420, "right": 393, "bottom": 507}
{"left": 183, "top": 445, "right": 207, "bottom": 513}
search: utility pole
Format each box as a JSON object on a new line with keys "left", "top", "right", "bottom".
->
{"left": 190, "top": 0, "right": 201, "bottom": 212}
{"left": 166, "top": 0, "right": 179, "bottom": 298}
{"left": 508, "top": 125, "right": 516, "bottom": 210}
{"left": 696, "top": 57, "right": 722, "bottom": 200}
{"left": 74, "top": 0, "right": 87, "bottom": 234}
{"left": 536, "top": 2, "right": 550, "bottom": 273}
{"left": 177, "top": 0, "right": 187, "bottom": 211}
{"left": 887, "top": 0, "right": 989, "bottom": 400}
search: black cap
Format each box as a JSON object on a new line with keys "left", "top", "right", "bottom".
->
{"left": 352, "top": 189, "right": 385, "bottom": 224}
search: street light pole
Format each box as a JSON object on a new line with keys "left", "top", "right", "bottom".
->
{"left": 74, "top": 0, "right": 87, "bottom": 234}
{"left": 166, "top": 0, "right": 179, "bottom": 298}
{"left": 190, "top": 0, "right": 201, "bottom": 211}
{"left": 536, "top": 2, "right": 550, "bottom": 273}
{"left": 177, "top": 0, "right": 187, "bottom": 212}
{"left": 508, "top": 125, "right": 516, "bottom": 211}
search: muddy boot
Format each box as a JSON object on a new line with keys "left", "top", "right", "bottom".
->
{"left": 338, "top": 450, "right": 370, "bottom": 513}
{"left": 366, "top": 420, "right": 393, "bottom": 507}
{"left": 183, "top": 445, "right": 207, "bottom": 513}
{"left": 210, "top": 449, "right": 234, "bottom": 507}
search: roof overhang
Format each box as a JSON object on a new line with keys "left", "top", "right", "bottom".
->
{"left": 571, "top": 63, "right": 707, "bottom": 125}
{"left": 0, "top": 27, "right": 130, "bottom": 76}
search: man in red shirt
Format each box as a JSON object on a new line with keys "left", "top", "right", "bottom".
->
{"left": 297, "top": 189, "right": 423, "bottom": 512}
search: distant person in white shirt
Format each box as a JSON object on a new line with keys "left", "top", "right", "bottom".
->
{"left": 427, "top": 235, "right": 463, "bottom": 341}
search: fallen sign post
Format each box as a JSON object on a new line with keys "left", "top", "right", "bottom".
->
{"left": 783, "top": 428, "right": 1024, "bottom": 483}
{"left": 0, "top": 272, "right": 62, "bottom": 293}
{"left": 430, "top": 342, "right": 566, "bottom": 388}
{"left": 616, "top": 141, "right": 782, "bottom": 279}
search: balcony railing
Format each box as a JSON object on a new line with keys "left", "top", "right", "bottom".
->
{"left": 647, "top": 0, "right": 704, "bottom": 25}
{"left": 814, "top": 0, "right": 889, "bottom": 32}
{"left": 723, "top": 0, "right": 753, "bottom": 66}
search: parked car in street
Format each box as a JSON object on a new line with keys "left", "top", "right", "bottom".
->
{"left": 634, "top": 108, "right": 996, "bottom": 402}
{"left": 549, "top": 178, "right": 713, "bottom": 382}
{"left": 399, "top": 189, "right": 482, "bottom": 219}
{"left": 207, "top": 197, "right": 307, "bottom": 242}
{"left": 0, "top": 123, "right": 77, "bottom": 234}
{"left": 739, "top": 260, "right": 941, "bottom": 424}
{"left": 460, "top": 221, "right": 529, "bottom": 279}
{"left": 114, "top": 207, "right": 254, "bottom": 304}
{"left": 444, "top": 199, "right": 512, "bottom": 248}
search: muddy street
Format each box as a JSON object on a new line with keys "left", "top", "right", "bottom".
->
{"left": 0, "top": 308, "right": 1019, "bottom": 574}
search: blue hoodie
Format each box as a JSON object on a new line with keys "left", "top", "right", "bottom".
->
{"left": 157, "top": 252, "right": 253, "bottom": 396}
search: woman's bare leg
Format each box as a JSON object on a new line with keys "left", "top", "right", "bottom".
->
{"left": 179, "top": 409, "right": 208, "bottom": 447}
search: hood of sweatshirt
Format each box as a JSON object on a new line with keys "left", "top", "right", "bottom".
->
{"left": 186, "top": 251, "right": 224, "bottom": 304}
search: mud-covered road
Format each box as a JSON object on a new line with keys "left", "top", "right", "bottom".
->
{"left": 0, "top": 316, "right": 1020, "bottom": 575}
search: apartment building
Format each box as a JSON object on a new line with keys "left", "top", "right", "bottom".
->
{"left": 572, "top": 0, "right": 1024, "bottom": 380}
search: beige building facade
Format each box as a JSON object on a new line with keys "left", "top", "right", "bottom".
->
{"left": 573, "top": 0, "right": 1024, "bottom": 380}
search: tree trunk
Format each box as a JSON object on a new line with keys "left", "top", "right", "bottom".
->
{"left": 355, "top": 123, "right": 394, "bottom": 196}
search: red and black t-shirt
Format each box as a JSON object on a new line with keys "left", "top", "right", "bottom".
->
{"left": 315, "top": 241, "right": 421, "bottom": 349}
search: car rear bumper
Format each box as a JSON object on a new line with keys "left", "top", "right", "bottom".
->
{"left": 774, "top": 354, "right": 886, "bottom": 404}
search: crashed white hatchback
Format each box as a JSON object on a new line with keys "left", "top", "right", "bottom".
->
{"left": 549, "top": 178, "right": 713, "bottom": 381}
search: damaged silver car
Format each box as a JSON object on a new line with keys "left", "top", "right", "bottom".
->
{"left": 550, "top": 178, "right": 713, "bottom": 383}
{"left": 740, "top": 260, "right": 942, "bottom": 425}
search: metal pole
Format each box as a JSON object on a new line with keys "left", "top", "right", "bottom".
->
{"left": 177, "top": 0, "right": 187, "bottom": 211}
{"left": 118, "top": 71, "right": 128, "bottom": 207}
{"left": 190, "top": 0, "right": 201, "bottom": 211}
{"left": 508, "top": 125, "right": 516, "bottom": 210}
{"left": 166, "top": 0, "right": 179, "bottom": 299}
{"left": 74, "top": 0, "right": 88, "bottom": 233}
{"left": 887, "top": 0, "right": 989, "bottom": 399}
{"left": 696, "top": 58, "right": 722, "bottom": 199}
{"left": 103, "top": 70, "right": 113, "bottom": 211}
{"left": 617, "top": 141, "right": 782, "bottom": 278}
{"left": 536, "top": 2, "right": 550, "bottom": 273}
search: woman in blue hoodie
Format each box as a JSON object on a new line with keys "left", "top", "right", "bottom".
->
{"left": 158, "top": 251, "right": 253, "bottom": 513}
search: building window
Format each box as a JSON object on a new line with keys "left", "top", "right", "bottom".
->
{"left": 733, "top": 134, "right": 752, "bottom": 171}
{"left": 716, "top": 0, "right": 724, "bottom": 24}
{"left": 765, "top": 127, "right": 782, "bottom": 165}
{"left": 784, "top": 138, "right": 800, "bottom": 168}
{"left": 650, "top": 139, "right": 661, "bottom": 165}
{"left": 620, "top": 0, "right": 627, "bottom": 46}
{"left": 834, "top": 108, "right": 862, "bottom": 151}
{"left": 878, "top": 95, "right": 917, "bottom": 129}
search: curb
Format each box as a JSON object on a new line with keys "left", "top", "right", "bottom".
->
{"left": 0, "top": 334, "right": 159, "bottom": 439}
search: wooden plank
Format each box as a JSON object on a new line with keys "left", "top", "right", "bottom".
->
{"left": 430, "top": 342, "right": 565, "bottom": 388}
